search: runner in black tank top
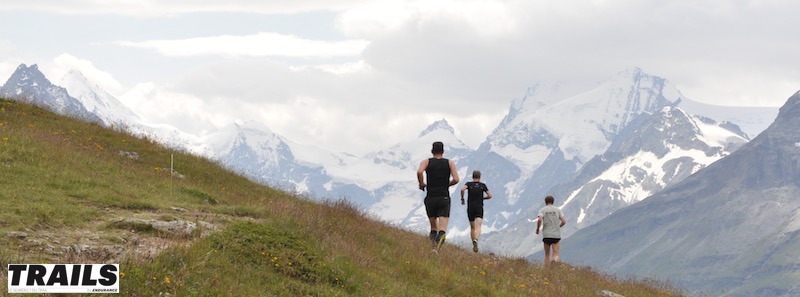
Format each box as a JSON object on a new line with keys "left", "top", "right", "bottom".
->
{"left": 425, "top": 157, "right": 451, "bottom": 199}
{"left": 417, "top": 141, "right": 460, "bottom": 252}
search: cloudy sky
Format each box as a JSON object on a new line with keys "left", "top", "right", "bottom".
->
{"left": 1, "top": 0, "right": 798, "bottom": 155}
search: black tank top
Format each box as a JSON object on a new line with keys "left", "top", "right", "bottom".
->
{"left": 425, "top": 158, "right": 451, "bottom": 197}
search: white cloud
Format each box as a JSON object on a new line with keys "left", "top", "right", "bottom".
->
{"left": 115, "top": 33, "right": 369, "bottom": 58}
{"left": 50, "top": 53, "right": 124, "bottom": 94}
{"left": 302, "top": 60, "right": 372, "bottom": 75}
{"left": 0, "top": 0, "right": 367, "bottom": 16}
{"left": 0, "top": 41, "right": 33, "bottom": 81}
{"left": 336, "top": 0, "right": 516, "bottom": 38}
{"left": 4, "top": 0, "right": 799, "bottom": 156}
{"left": 119, "top": 82, "right": 224, "bottom": 136}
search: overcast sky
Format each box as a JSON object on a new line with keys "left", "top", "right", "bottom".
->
{"left": 1, "top": 0, "right": 798, "bottom": 155}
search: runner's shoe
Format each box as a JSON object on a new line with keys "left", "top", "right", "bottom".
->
{"left": 472, "top": 240, "right": 479, "bottom": 253}
{"left": 436, "top": 231, "right": 446, "bottom": 250}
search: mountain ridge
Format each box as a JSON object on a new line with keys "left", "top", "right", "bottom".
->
{"left": 558, "top": 90, "right": 800, "bottom": 296}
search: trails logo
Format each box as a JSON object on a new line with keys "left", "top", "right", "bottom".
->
{"left": 7, "top": 264, "right": 119, "bottom": 294}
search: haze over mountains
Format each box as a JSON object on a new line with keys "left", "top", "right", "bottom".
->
{"left": 2, "top": 62, "right": 790, "bottom": 295}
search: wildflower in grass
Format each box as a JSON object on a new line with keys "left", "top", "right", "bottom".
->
{"left": 2, "top": 137, "right": 7, "bottom": 142}
{"left": 472, "top": 265, "right": 478, "bottom": 269}
{"left": 405, "top": 261, "right": 410, "bottom": 265}
{"left": 120, "top": 272, "right": 125, "bottom": 278}
{"left": 164, "top": 277, "right": 171, "bottom": 284}
{"left": 480, "top": 271, "right": 486, "bottom": 275}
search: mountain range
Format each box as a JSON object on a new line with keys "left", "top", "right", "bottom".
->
{"left": 558, "top": 90, "right": 800, "bottom": 296}
{"left": 1, "top": 63, "right": 787, "bottom": 295}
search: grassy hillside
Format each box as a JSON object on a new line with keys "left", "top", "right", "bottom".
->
{"left": 0, "top": 98, "right": 682, "bottom": 296}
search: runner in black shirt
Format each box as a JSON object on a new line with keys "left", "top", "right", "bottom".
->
{"left": 417, "top": 141, "right": 460, "bottom": 252}
{"left": 460, "top": 170, "right": 492, "bottom": 253}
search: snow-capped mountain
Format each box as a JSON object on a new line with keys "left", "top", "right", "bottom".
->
{"left": 484, "top": 105, "right": 749, "bottom": 256}
{"left": 199, "top": 120, "right": 335, "bottom": 192}
{"left": 200, "top": 118, "right": 474, "bottom": 232}
{"left": 52, "top": 65, "right": 204, "bottom": 153}
{"left": 0, "top": 64, "right": 102, "bottom": 124}
{"left": 449, "top": 67, "right": 690, "bottom": 250}
{"left": 3, "top": 63, "right": 781, "bottom": 261}
{"left": 561, "top": 106, "right": 748, "bottom": 227}
{"left": 0, "top": 63, "right": 199, "bottom": 153}
{"left": 373, "top": 120, "right": 473, "bottom": 228}
{"left": 59, "top": 69, "right": 141, "bottom": 126}
{"left": 558, "top": 90, "right": 800, "bottom": 297}
{"left": 320, "top": 119, "right": 473, "bottom": 228}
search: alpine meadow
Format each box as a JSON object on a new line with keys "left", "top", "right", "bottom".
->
{"left": 0, "top": 98, "right": 682, "bottom": 296}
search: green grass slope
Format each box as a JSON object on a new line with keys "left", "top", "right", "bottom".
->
{"left": 0, "top": 98, "right": 682, "bottom": 296}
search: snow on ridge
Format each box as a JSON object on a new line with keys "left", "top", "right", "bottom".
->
{"left": 591, "top": 143, "right": 726, "bottom": 205}
{"left": 691, "top": 114, "right": 748, "bottom": 148}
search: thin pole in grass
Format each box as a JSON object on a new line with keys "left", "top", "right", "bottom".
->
{"left": 170, "top": 153, "right": 174, "bottom": 198}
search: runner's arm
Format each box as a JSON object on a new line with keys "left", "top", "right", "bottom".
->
{"left": 417, "top": 159, "right": 428, "bottom": 190}
{"left": 536, "top": 216, "right": 542, "bottom": 234}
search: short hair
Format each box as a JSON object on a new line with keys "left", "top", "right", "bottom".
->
{"left": 472, "top": 170, "right": 481, "bottom": 179}
{"left": 544, "top": 195, "right": 555, "bottom": 204}
{"left": 431, "top": 141, "right": 444, "bottom": 154}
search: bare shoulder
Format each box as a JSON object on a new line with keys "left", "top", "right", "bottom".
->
{"left": 417, "top": 158, "right": 429, "bottom": 171}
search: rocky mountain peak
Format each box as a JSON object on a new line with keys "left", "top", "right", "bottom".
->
{"left": 418, "top": 119, "right": 455, "bottom": 138}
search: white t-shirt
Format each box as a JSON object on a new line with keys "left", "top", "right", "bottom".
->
{"left": 538, "top": 205, "right": 564, "bottom": 239}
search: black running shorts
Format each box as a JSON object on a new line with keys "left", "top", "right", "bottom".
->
{"left": 424, "top": 196, "right": 451, "bottom": 218}
{"left": 467, "top": 205, "right": 483, "bottom": 221}
{"left": 542, "top": 238, "right": 561, "bottom": 245}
